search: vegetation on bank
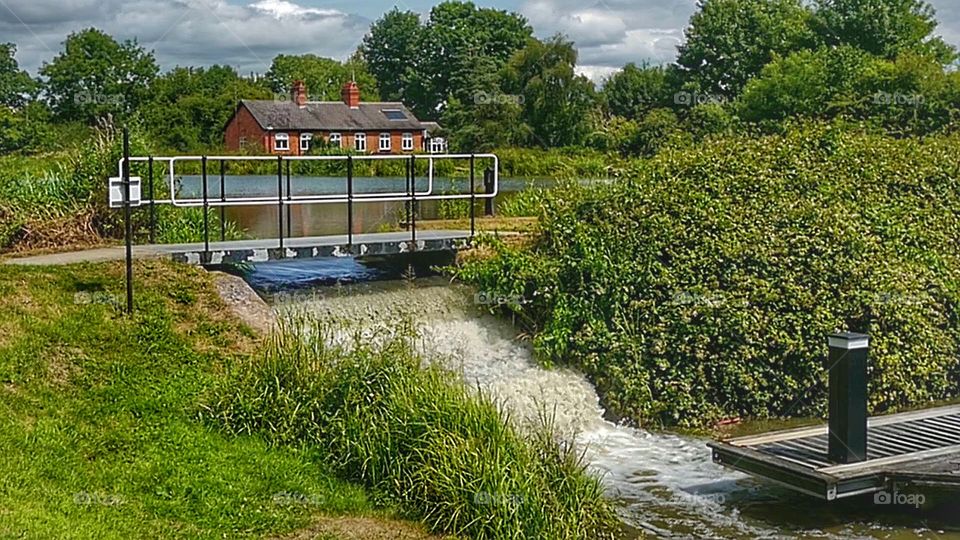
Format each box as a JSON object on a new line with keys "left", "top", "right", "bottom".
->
{"left": 205, "top": 321, "right": 619, "bottom": 540}
{"left": 456, "top": 121, "right": 960, "bottom": 428}
{"left": 0, "top": 261, "right": 392, "bottom": 538}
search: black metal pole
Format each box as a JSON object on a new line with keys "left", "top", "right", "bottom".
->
{"left": 123, "top": 128, "right": 133, "bottom": 314}
{"left": 405, "top": 157, "right": 411, "bottom": 230}
{"left": 148, "top": 157, "right": 156, "bottom": 244}
{"left": 827, "top": 332, "right": 869, "bottom": 464}
{"left": 470, "top": 154, "right": 476, "bottom": 242}
{"left": 286, "top": 159, "right": 292, "bottom": 238}
{"left": 347, "top": 155, "right": 354, "bottom": 253}
{"left": 220, "top": 159, "right": 226, "bottom": 242}
{"left": 410, "top": 155, "right": 416, "bottom": 248}
{"left": 202, "top": 156, "right": 209, "bottom": 256}
{"left": 277, "top": 156, "right": 284, "bottom": 252}
{"left": 484, "top": 167, "right": 495, "bottom": 217}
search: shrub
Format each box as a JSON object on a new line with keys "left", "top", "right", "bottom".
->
{"left": 457, "top": 122, "right": 960, "bottom": 427}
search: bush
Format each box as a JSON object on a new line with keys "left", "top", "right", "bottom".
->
{"left": 205, "top": 322, "right": 618, "bottom": 539}
{"left": 457, "top": 122, "right": 960, "bottom": 427}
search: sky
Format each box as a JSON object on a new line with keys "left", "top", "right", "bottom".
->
{"left": 2, "top": 0, "right": 959, "bottom": 84}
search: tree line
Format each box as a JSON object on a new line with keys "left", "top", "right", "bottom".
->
{"left": 1, "top": 0, "right": 958, "bottom": 155}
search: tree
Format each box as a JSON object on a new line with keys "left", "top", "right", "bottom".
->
{"left": 0, "top": 43, "right": 37, "bottom": 108}
{"left": 500, "top": 36, "right": 597, "bottom": 148}
{"left": 41, "top": 28, "right": 158, "bottom": 123}
{"left": 812, "top": 0, "right": 955, "bottom": 63}
{"left": 264, "top": 54, "right": 379, "bottom": 102}
{"left": 676, "top": 0, "right": 816, "bottom": 99}
{"left": 140, "top": 66, "right": 270, "bottom": 151}
{"left": 602, "top": 63, "right": 672, "bottom": 120}
{"left": 361, "top": 9, "right": 424, "bottom": 103}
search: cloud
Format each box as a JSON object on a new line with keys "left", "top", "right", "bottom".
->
{"left": 0, "top": 0, "right": 370, "bottom": 75}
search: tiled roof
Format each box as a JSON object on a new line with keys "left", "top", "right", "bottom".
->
{"left": 240, "top": 100, "right": 426, "bottom": 131}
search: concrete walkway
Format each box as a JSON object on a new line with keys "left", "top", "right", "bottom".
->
{"left": 3, "top": 230, "right": 473, "bottom": 266}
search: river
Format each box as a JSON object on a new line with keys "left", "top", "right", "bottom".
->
{"left": 234, "top": 252, "right": 959, "bottom": 539}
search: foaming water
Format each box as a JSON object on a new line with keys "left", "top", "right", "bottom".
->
{"left": 272, "top": 277, "right": 957, "bottom": 539}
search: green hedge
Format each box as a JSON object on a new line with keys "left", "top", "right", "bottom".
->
{"left": 457, "top": 122, "right": 960, "bottom": 427}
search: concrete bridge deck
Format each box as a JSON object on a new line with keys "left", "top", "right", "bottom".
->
{"left": 3, "top": 230, "right": 472, "bottom": 266}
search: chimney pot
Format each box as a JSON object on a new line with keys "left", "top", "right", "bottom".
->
{"left": 291, "top": 80, "right": 307, "bottom": 107}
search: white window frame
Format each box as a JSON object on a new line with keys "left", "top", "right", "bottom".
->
{"left": 429, "top": 137, "right": 447, "bottom": 154}
{"left": 402, "top": 132, "right": 414, "bottom": 151}
{"left": 379, "top": 133, "right": 391, "bottom": 152}
{"left": 274, "top": 132, "right": 289, "bottom": 151}
{"left": 329, "top": 132, "right": 342, "bottom": 148}
{"left": 300, "top": 133, "right": 312, "bottom": 152}
{"left": 239, "top": 136, "right": 247, "bottom": 149}
{"left": 355, "top": 132, "right": 367, "bottom": 152}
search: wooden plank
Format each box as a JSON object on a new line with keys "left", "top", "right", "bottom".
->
{"left": 820, "top": 444, "right": 960, "bottom": 476}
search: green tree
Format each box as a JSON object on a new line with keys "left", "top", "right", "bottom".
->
{"left": 501, "top": 36, "right": 596, "bottom": 148}
{"left": 40, "top": 28, "right": 158, "bottom": 123}
{"left": 602, "top": 63, "right": 672, "bottom": 120}
{"left": 360, "top": 9, "right": 424, "bottom": 103}
{"left": 812, "top": 0, "right": 956, "bottom": 63}
{"left": 676, "top": 0, "right": 816, "bottom": 99}
{"left": 264, "top": 54, "right": 379, "bottom": 101}
{"left": 0, "top": 43, "right": 37, "bottom": 108}
{"left": 140, "top": 66, "right": 270, "bottom": 151}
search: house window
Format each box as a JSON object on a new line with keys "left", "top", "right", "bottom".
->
{"left": 355, "top": 133, "right": 367, "bottom": 152}
{"left": 429, "top": 137, "right": 447, "bottom": 154}
{"left": 402, "top": 133, "right": 414, "bottom": 151}
{"left": 274, "top": 133, "right": 289, "bottom": 151}
{"left": 300, "top": 133, "right": 312, "bottom": 152}
{"left": 379, "top": 133, "right": 391, "bottom": 152}
{"left": 329, "top": 133, "right": 341, "bottom": 148}
{"left": 239, "top": 136, "right": 247, "bottom": 149}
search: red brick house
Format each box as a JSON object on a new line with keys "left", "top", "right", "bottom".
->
{"left": 224, "top": 81, "right": 446, "bottom": 155}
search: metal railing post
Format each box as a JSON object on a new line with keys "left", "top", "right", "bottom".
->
{"left": 286, "top": 159, "right": 292, "bottom": 238}
{"left": 219, "top": 160, "right": 226, "bottom": 242}
{"left": 277, "top": 155, "right": 284, "bottom": 252}
{"left": 347, "top": 155, "right": 354, "bottom": 253}
{"left": 470, "top": 154, "right": 476, "bottom": 243}
{"left": 410, "top": 155, "right": 416, "bottom": 248}
{"left": 122, "top": 128, "right": 133, "bottom": 314}
{"left": 484, "top": 167, "right": 495, "bottom": 217}
{"left": 202, "top": 156, "right": 209, "bottom": 256}
{"left": 148, "top": 157, "right": 156, "bottom": 244}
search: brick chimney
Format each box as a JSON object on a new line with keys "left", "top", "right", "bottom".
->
{"left": 341, "top": 81, "right": 360, "bottom": 109}
{"left": 291, "top": 80, "right": 307, "bottom": 107}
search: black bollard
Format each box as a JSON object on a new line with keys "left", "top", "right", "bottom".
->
{"left": 827, "top": 332, "right": 869, "bottom": 464}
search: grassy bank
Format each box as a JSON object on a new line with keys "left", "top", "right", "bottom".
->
{"left": 205, "top": 321, "right": 620, "bottom": 540}
{"left": 456, "top": 121, "right": 960, "bottom": 428}
{"left": 0, "top": 261, "right": 435, "bottom": 538}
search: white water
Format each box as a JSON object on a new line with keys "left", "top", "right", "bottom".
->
{"left": 276, "top": 279, "right": 945, "bottom": 539}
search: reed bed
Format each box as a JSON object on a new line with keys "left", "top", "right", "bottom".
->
{"left": 205, "top": 321, "right": 619, "bottom": 540}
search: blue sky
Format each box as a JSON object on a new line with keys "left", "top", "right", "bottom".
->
{"left": 1, "top": 0, "right": 958, "bottom": 84}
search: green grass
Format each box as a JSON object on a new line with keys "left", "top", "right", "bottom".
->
{"left": 205, "top": 319, "right": 620, "bottom": 540}
{"left": 0, "top": 261, "right": 386, "bottom": 538}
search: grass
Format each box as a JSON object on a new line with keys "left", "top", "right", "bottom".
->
{"left": 205, "top": 319, "right": 620, "bottom": 540}
{"left": 0, "top": 260, "right": 431, "bottom": 539}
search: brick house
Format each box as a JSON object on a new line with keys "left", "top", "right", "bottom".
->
{"left": 224, "top": 80, "right": 446, "bottom": 155}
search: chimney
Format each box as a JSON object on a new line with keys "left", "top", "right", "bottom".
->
{"left": 291, "top": 80, "right": 307, "bottom": 107}
{"left": 341, "top": 81, "right": 360, "bottom": 109}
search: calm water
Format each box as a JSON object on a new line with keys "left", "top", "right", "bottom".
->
{"left": 238, "top": 259, "right": 960, "bottom": 539}
{"left": 176, "top": 175, "right": 550, "bottom": 237}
